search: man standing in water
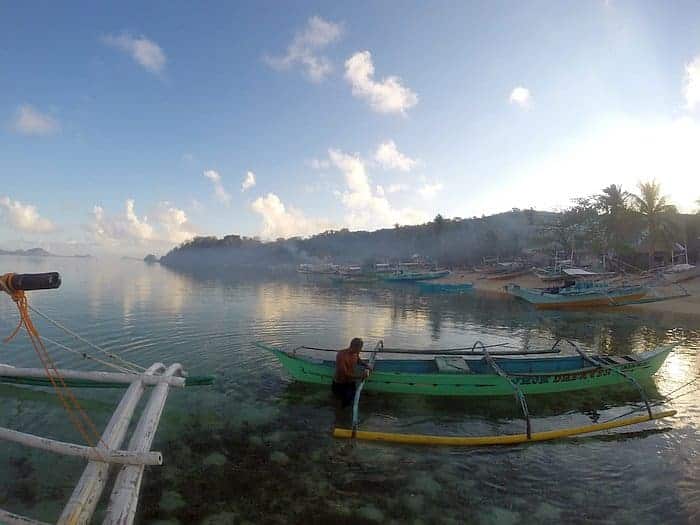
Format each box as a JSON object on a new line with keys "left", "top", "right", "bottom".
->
{"left": 332, "top": 337, "right": 372, "bottom": 408}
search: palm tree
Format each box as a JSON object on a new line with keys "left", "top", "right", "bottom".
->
{"left": 632, "top": 181, "right": 678, "bottom": 269}
{"left": 597, "top": 184, "right": 630, "bottom": 215}
{"left": 595, "top": 184, "right": 632, "bottom": 260}
{"left": 432, "top": 214, "right": 446, "bottom": 237}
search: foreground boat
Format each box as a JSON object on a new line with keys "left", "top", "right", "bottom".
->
{"left": 504, "top": 282, "right": 647, "bottom": 309}
{"left": 256, "top": 342, "right": 672, "bottom": 397}
{"left": 259, "top": 340, "right": 675, "bottom": 446}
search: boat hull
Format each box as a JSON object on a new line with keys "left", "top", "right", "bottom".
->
{"left": 505, "top": 284, "right": 647, "bottom": 309}
{"left": 382, "top": 269, "right": 450, "bottom": 282}
{"left": 258, "top": 344, "right": 672, "bottom": 397}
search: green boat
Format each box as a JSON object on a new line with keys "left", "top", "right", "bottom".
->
{"left": 257, "top": 342, "right": 673, "bottom": 397}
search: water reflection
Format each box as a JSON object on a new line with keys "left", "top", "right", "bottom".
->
{"left": 0, "top": 258, "right": 698, "bottom": 523}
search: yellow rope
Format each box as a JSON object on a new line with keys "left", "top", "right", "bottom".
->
{"left": 1, "top": 273, "right": 105, "bottom": 449}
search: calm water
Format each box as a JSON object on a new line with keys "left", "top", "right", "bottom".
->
{"left": 0, "top": 256, "right": 698, "bottom": 524}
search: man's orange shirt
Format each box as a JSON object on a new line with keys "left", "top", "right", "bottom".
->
{"left": 334, "top": 349, "right": 359, "bottom": 383}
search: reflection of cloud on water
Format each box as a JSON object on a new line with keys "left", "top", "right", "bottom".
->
{"left": 84, "top": 260, "right": 191, "bottom": 325}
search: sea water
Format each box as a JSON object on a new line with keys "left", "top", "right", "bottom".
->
{"left": 0, "top": 256, "right": 698, "bottom": 523}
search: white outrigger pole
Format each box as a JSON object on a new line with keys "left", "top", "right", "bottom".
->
{"left": 0, "top": 272, "right": 188, "bottom": 525}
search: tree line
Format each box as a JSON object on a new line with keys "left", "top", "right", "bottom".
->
{"left": 159, "top": 181, "right": 699, "bottom": 273}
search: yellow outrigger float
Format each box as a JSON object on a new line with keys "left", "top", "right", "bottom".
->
{"left": 333, "top": 410, "right": 677, "bottom": 446}
{"left": 328, "top": 340, "right": 677, "bottom": 446}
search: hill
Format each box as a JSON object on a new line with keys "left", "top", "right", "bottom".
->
{"left": 160, "top": 210, "right": 559, "bottom": 273}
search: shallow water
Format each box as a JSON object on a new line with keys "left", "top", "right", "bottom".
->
{"left": 0, "top": 256, "right": 698, "bottom": 524}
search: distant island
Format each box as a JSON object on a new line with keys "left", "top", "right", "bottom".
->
{"left": 0, "top": 248, "right": 92, "bottom": 258}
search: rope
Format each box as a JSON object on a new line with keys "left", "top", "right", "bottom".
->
{"left": 41, "top": 334, "right": 137, "bottom": 374}
{"left": 605, "top": 375, "right": 699, "bottom": 423}
{"left": 28, "top": 304, "right": 146, "bottom": 373}
{"left": 0, "top": 274, "right": 105, "bottom": 449}
{"left": 299, "top": 342, "right": 513, "bottom": 353}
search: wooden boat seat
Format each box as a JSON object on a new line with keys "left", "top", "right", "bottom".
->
{"left": 597, "top": 356, "right": 632, "bottom": 365}
{"left": 435, "top": 357, "right": 471, "bottom": 374}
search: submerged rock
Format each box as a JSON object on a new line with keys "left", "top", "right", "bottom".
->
{"left": 248, "top": 435, "right": 264, "bottom": 448}
{"left": 270, "top": 451, "right": 290, "bottom": 465}
{"left": 357, "top": 504, "right": 385, "bottom": 523}
{"left": 203, "top": 452, "right": 227, "bottom": 466}
{"left": 201, "top": 511, "right": 239, "bottom": 524}
{"left": 533, "top": 502, "right": 563, "bottom": 523}
{"left": 409, "top": 472, "right": 441, "bottom": 498}
{"left": 160, "top": 490, "right": 186, "bottom": 512}
{"left": 478, "top": 506, "right": 520, "bottom": 525}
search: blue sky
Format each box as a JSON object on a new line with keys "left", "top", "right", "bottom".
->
{"left": 2, "top": 1, "right": 700, "bottom": 255}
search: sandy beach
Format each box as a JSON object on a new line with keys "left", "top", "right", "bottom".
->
{"left": 441, "top": 271, "right": 700, "bottom": 318}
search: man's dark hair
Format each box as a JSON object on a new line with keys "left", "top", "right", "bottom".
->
{"left": 350, "top": 337, "right": 364, "bottom": 351}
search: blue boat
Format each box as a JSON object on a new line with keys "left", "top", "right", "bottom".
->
{"left": 505, "top": 281, "right": 647, "bottom": 309}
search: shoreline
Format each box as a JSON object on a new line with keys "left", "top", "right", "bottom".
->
{"left": 440, "top": 271, "right": 700, "bottom": 318}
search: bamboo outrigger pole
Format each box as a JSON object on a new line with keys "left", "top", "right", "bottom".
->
{"left": 334, "top": 410, "right": 677, "bottom": 446}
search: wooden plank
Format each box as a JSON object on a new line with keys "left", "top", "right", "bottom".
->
{"left": 103, "top": 364, "right": 183, "bottom": 525}
{"left": 0, "top": 365, "right": 185, "bottom": 387}
{"left": 0, "top": 427, "right": 161, "bottom": 465}
{"left": 57, "top": 363, "right": 164, "bottom": 525}
{"left": 0, "top": 508, "right": 52, "bottom": 525}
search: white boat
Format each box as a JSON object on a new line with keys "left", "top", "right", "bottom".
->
{"left": 661, "top": 263, "right": 700, "bottom": 283}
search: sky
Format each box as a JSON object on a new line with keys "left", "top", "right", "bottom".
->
{"left": 2, "top": 1, "right": 700, "bottom": 256}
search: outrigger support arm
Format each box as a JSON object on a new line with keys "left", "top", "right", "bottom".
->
{"left": 351, "top": 341, "right": 381, "bottom": 438}
{"left": 562, "top": 339, "right": 653, "bottom": 418}
{"left": 477, "top": 340, "right": 532, "bottom": 440}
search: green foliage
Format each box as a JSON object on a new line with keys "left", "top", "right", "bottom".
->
{"left": 633, "top": 181, "right": 679, "bottom": 268}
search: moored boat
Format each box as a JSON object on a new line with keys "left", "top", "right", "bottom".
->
{"left": 256, "top": 341, "right": 672, "bottom": 397}
{"left": 661, "top": 263, "right": 700, "bottom": 283}
{"left": 504, "top": 281, "right": 647, "bottom": 309}
{"left": 382, "top": 269, "right": 450, "bottom": 282}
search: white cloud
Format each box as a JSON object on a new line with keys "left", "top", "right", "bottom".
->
{"left": 344, "top": 51, "right": 418, "bottom": 114}
{"left": 509, "top": 86, "right": 532, "bottom": 108}
{"left": 418, "top": 182, "right": 444, "bottom": 199}
{"left": 203, "top": 170, "right": 232, "bottom": 205}
{"left": 0, "top": 196, "right": 56, "bottom": 233}
{"left": 89, "top": 199, "right": 197, "bottom": 246}
{"left": 683, "top": 55, "right": 700, "bottom": 110}
{"left": 12, "top": 105, "right": 59, "bottom": 136}
{"left": 154, "top": 203, "right": 198, "bottom": 243}
{"left": 265, "top": 16, "right": 342, "bottom": 82}
{"left": 241, "top": 171, "right": 256, "bottom": 191}
{"left": 307, "top": 158, "right": 331, "bottom": 170}
{"left": 328, "top": 148, "right": 428, "bottom": 229}
{"left": 251, "top": 193, "right": 331, "bottom": 239}
{"left": 387, "top": 183, "right": 409, "bottom": 193}
{"left": 374, "top": 140, "right": 417, "bottom": 171}
{"left": 102, "top": 33, "right": 166, "bottom": 74}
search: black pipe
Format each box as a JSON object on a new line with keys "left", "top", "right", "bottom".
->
{"left": 9, "top": 272, "right": 61, "bottom": 291}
